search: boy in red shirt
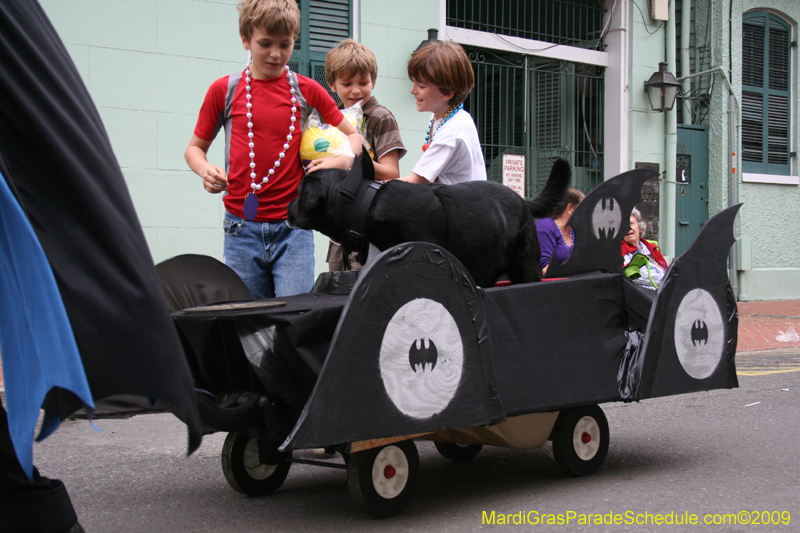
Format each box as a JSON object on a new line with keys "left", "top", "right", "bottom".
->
{"left": 185, "top": 0, "right": 364, "bottom": 298}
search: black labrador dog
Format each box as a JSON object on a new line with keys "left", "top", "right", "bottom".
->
{"left": 287, "top": 157, "right": 571, "bottom": 287}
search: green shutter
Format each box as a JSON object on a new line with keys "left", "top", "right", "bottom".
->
{"left": 309, "top": 0, "right": 350, "bottom": 54}
{"left": 291, "top": 0, "right": 351, "bottom": 84}
{"left": 741, "top": 12, "right": 791, "bottom": 175}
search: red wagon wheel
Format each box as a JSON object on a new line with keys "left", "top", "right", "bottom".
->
{"left": 347, "top": 440, "right": 420, "bottom": 517}
{"left": 551, "top": 405, "right": 609, "bottom": 477}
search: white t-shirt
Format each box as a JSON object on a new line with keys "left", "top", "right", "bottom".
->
{"left": 412, "top": 109, "right": 487, "bottom": 184}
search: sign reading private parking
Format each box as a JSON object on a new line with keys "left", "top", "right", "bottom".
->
{"left": 502, "top": 154, "right": 525, "bottom": 197}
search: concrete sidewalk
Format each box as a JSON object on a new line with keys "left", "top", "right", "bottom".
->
{"left": 1, "top": 299, "right": 799, "bottom": 390}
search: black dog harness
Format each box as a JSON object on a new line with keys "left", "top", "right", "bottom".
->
{"left": 333, "top": 148, "right": 383, "bottom": 264}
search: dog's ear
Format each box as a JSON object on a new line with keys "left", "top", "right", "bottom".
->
{"left": 287, "top": 173, "right": 325, "bottom": 228}
{"left": 339, "top": 149, "right": 373, "bottom": 201}
{"left": 360, "top": 146, "right": 374, "bottom": 182}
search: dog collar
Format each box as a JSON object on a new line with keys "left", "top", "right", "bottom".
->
{"left": 333, "top": 148, "right": 383, "bottom": 264}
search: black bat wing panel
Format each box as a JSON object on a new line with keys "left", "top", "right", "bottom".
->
{"left": 546, "top": 168, "right": 658, "bottom": 277}
{"left": 633, "top": 205, "right": 741, "bottom": 399}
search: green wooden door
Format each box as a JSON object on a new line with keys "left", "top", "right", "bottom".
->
{"left": 675, "top": 125, "right": 709, "bottom": 256}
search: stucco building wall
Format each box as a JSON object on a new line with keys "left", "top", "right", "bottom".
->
{"left": 713, "top": 1, "right": 800, "bottom": 299}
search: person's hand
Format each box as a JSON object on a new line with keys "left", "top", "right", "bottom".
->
{"left": 201, "top": 163, "right": 228, "bottom": 193}
{"left": 306, "top": 155, "right": 355, "bottom": 173}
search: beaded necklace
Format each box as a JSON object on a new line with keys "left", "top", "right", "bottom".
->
{"left": 553, "top": 217, "right": 574, "bottom": 248}
{"left": 422, "top": 103, "right": 463, "bottom": 152}
{"left": 242, "top": 63, "right": 298, "bottom": 221}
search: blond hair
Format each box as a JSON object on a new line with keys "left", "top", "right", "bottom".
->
{"left": 407, "top": 41, "right": 475, "bottom": 106}
{"left": 238, "top": 0, "right": 300, "bottom": 41}
{"left": 325, "top": 39, "right": 378, "bottom": 86}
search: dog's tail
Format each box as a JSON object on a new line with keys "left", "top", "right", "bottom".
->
{"left": 526, "top": 158, "right": 571, "bottom": 218}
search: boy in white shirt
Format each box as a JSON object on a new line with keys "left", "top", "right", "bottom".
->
{"left": 399, "top": 41, "right": 487, "bottom": 184}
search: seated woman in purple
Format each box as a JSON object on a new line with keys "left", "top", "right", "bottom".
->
{"left": 535, "top": 188, "right": 585, "bottom": 275}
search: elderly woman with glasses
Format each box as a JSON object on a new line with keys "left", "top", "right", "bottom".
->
{"left": 621, "top": 208, "right": 669, "bottom": 291}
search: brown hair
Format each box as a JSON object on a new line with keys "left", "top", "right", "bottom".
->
{"left": 407, "top": 41, "right": 475, "bottom": 106}
{"left": 325, "top": 39, "right": 378, "bottom": 86}
{"left": 238, "top": 0, "right": 300, "bottom": 41}
{"left": 554, "top": 187, "right": 586, "bottom": 217}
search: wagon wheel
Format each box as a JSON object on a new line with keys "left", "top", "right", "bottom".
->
{"left": 551, "top": 405, "right": 609, "bottom": 477}
{"left": 221, "top": 433, "right": 291, "bottom": 496}
{"left": 434, "top": 441, "right": 483, "bottom": 462}
{"left": 347, "top": 440, "right": 420, "bottom": 517}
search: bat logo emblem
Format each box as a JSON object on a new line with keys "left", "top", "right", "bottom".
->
{"left": 691, "top": 320, "right": 709, "bottom": 346}
{"left": 592, "top": 197, "right": 621, "bottom": 239}
{"left": 380, "top": 298, "right": 464, "bottom": 418}
{"left": 409, "top": 338, "right": 438, "bottom": 373}
{"left": 674, "top": 289, "right": 725, "bottom": 380}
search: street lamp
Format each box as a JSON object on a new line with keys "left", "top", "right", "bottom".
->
{"left": 415, "top": 28, "right": 439, "bottom": 53}
{"left": 644, "top": 62, "right": 681, "bottom": 111}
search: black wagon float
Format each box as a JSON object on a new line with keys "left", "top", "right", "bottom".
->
{"left": 162, "top": 170, "right": 740, "bottom": 517}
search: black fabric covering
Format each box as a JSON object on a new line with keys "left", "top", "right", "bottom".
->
{"left": 484, "top": 274, "right": 627, "bottom": 415}
{"left": 0, "top": 0, "right": 200, "bottom": 450}
{"left": 618, "top": 330, "right": 645, "bottom": 400}
{"left": 1, "top": 405, "right": 78, "bottom": 533}
{"left": 546, "top": 168, "right": 657, "bottom": 277}
{"left": 174, "top": 293, "right": 347, "bottom": 418}
{"left": 311, "top": 270, "right": 361, "bottom": 295}
{"left": 156, "top": 254, "right": 252, "bottom": 312}
{"left": 622, "top": 279, "right": 656, "bottom": 331}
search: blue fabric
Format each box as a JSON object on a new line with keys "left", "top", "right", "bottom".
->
{"left": 0, "top": 169, "right": 94, "bottom": 479}
{"left": 535, "top": 217, "right": 573, "bottom": 269}
{"left": 222, "top": 212, "right": 314, "bottom": 299}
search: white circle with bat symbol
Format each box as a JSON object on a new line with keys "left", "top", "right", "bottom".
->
{"left": 592, "top": 197, "right": 621, "bottom": 239}
{"left": 674, "top": 288, "right": 725, "bottom": 379}
{"left": 379, "top": 298, "right": 464, "bottom": 419}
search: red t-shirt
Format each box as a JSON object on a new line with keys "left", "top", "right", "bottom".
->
{"left": 194, "top": 71, "right": 344, "bottom": 221}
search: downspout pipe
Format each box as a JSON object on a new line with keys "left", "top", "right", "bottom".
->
{"left": 662, "top": 0, "right": 678, "bottom": 261}
{"left": 681, "top": 0, "right": 692, "bottom": 125}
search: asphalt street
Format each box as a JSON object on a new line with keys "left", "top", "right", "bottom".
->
{"left": 29, "top": 352, "right": 799, "bottom": 532}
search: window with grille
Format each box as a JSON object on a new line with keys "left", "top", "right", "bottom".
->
{"left": 290, "top": 0, "right": 351, "bottom": 104}
{"left": 464, "top": 48, "right": 604, "bottom": 197}
{"left": 451, "top": 0, "right": 606, "bottom": 197}
{"left": 741, "top": 12, "right": 792, "bottom": 175}
{"left": 447, "top": 0, "right": 606, "bottom": 50}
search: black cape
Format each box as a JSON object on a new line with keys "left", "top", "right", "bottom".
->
{"left": 0, "top": 0, "right": 201, "bottom": 477}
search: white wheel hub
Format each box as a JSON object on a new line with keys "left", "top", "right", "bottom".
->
{"left": 371, "top": 445, "right": 409, "bottom": 499}
{"left": 243, "top": 438, "right": 278, "bottom": 480}
{"left": 572, "top": 416, "right": 601, "bottom": 461}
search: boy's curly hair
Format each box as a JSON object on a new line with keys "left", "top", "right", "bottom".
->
{"left": 325, "top": 39, "right": 378, "bottom": 86}
{"left": 407, "top": 41, "right": 475, "bottom": 106}
{"left": 238, "top": 0, "right": 300, "bottom": 41}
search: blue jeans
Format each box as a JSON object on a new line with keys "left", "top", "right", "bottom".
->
{"left": 223, "top": 212, "right": 314, "bottom": 299}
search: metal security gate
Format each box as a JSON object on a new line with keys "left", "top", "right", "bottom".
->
{"left": 464, "top": 47, "right": 604, "bottom": 198}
